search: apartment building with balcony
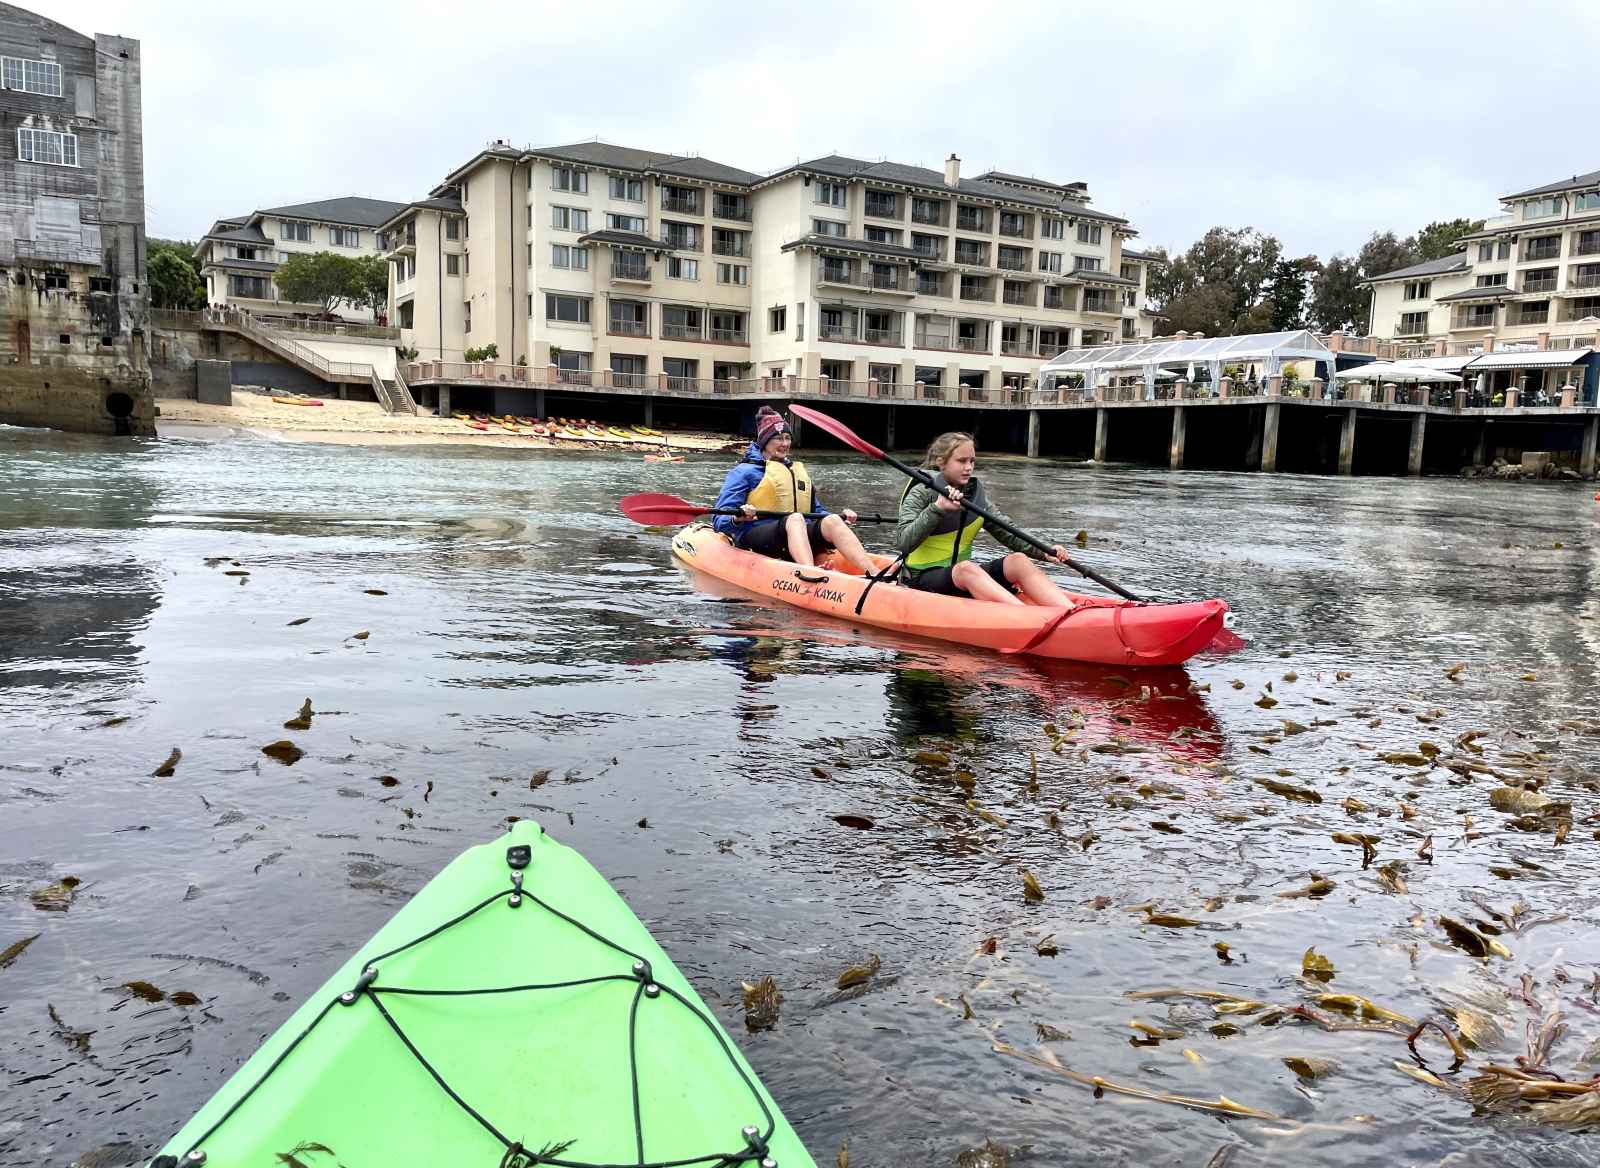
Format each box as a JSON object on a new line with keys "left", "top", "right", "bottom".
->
{"left": 194, "top": 195, "right": 406, "bottom": 321}
{"left": 385, "top": 139, "right": 1154, "bottom": 398}
{"left": 1367, "top": 168, "right": 1600, "bottom": 350}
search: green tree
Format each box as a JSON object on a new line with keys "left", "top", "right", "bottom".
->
{"left": 1308, "top": 254, "right": 1366, "bottom": 333}
{"left": 147, "top": 238, "right": 205, "bottom": 310}
{"left": 350, "top": 254, "right": 391, "bottom": 316}
{"left": 1143, "top": 228, "right": 1287, "bottom": 336}
{"left": 1415, "top": 217, "right": 1484, "bottom": 261}
{"left": 274, "top": 251, "right": 360, "bottom": 314}
{"left": 1266, "top": 256, "right": 1320, "bottom": 331}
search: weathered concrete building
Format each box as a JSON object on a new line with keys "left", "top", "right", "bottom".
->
{"left": 0, "top": 2, "right": 152, "bottom": 435}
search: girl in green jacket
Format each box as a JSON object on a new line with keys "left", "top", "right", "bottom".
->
{"left": 895, "top": 432, "right": 1073, "bottom": 605}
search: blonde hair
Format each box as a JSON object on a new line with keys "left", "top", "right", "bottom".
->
{"left": 922, "top": 431, "right": 976, "bottom": 469}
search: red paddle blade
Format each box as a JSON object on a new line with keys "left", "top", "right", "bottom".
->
{"left": 620, "top": 492, "right": 706, "bottom": 525}
{"left": 789, "top": 403, "right": 884, "bottom": 460}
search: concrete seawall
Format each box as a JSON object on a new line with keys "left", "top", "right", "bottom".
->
{"left": 0, "top": 364, "right": 155, "bottom": 436}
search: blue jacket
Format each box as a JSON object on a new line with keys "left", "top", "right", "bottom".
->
{"left": 711, "top": 443, "right": 828, "bottom": 538}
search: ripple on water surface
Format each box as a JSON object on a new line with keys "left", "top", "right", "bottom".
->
{"left": 2, "top": 428, "right": 1599, "bottom": 1167}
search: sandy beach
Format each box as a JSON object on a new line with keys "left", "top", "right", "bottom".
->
{"left": 155, "top": 389, "right": 739, "bottom": 452}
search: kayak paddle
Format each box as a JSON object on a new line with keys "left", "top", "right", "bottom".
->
{"left": 787, "top": 404, "right": 1246, "bottom": 651}
{"left": 620, "top": 492, "right": 891, "bottom": 527}
{"left": 789, "top": 404, "right": 1143, "bottom": 601}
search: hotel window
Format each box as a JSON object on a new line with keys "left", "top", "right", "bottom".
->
{"left": 954, "top": 240, "right": 987, "bottom": 265}
{"left": 464, "top": 301, "right": 472, "bottom": 333}
{"left": 281, "top": 220, "right": 311, "bottom": 241}
{"left": 717, "top": 262, "right": 748, "bottom": 285}
{"left": 815, "top": 181, "right": 847, "bottom": 208}
{"left": 610, "top": 175, "right": 644, "bottom": 201}
{"left": 863, "top": 225, "right": 902, "bottom": 245}
{"left": 1478, "top": 242, "right": 1493, "bottom": 262}
{"left": 227, "top": 275, "right": 270, "bottom": 299}
{"left": 864, "top": 190, "right": 898, "bottom": 218}
{"left": 446, "top": 254, "right": 460, "bottom": 276}
{"left": 912, "top": 197, "right": 945, "bottom": 224}
{"left": 1076, "top": 223, "right": 1102, "bottom": 244}
{"left": 2, "top": 57, "right": 63, "bottom": 96}
{"left": 444, "top": 218, "right": 460, "bottom": 240}
{"left": 1523, "top": 196, "right": 1561, "bottom": 220}
{"left": 464, "top": 252, "right": 470, "bottom": 275}
{"left": 551, "top": 166, "right": 587, "bottom": 193}
{"left": 330, "top": 226, "right": 360, "bottom": 247}
{"left": 1039, "top": 251, "right": 1063, "bottom": 274}
{"left": 1403, "top": 280, "right": 1431, "bottom": 300}
{"left": 1576, "top": 192, "right": 1600, "bottom": 213}
{"left": 545, "top": 293, "right": 590, "bottom": 323}
{"left": 769, "top": 306, "right": 786, "bottom": 333}
{"left": 16, "top": 126, "right": 76, "bottom": 166}
{"left": 661, "top": 222, "right": 700, "bottom": 251}
{"left": 1474, "top": 273, "right": 1506, "bottom": 287}
{"left": 956, "top": 205, "right": 988, "bottom": 232}
{"left": 607, "top": 213, "right": 645, "bottom": 233}
{"left": 551, "top": 206, "right": 588, "bottom": 231}
{"left": 1398, "top": 311, "right": 1428, "bottom": 335}
{"left": 821, "top": 257, "right": 851, "bottom": 283}
{"left": 917, "top": 270, "right": 943, "bottom": 295}
{"left": 1074, "top": 256, "right": 1102, "bottom": 272}
{"left": 551, "top": 244, "right": 588, "bottom": 271}
{"left": 666, "top": 256, "right": 698, "bottom": 280}
{"left": 813, "top": 219, "right": 847, "bottom": 238}
{"left": 278, "top": 251, "right": 290, "bottom": 263}
{"left": 1121, "top": 263, "right": 1140, "bottom": 282}
{"left": 1497, "top": 240, "right": 1511, "bottom": 260}
{"left": 1040, "top": 218, "right": 1064, "bottom": 240}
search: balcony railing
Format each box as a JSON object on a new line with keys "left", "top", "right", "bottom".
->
{"left": 954, "top": 336, "right": 988, "bottom": 352}
{"left": 999, "top": 221, "right": 1028, "bottom": 237}
{"left": 864, "top": 200, "right": 900, "bottom": 219}
{"left": 912, "top": 205, "right": 946, "bottom": 226}
{"left": 712, "top": 239, "right": 749, "bottom": 258}
{"left": 611, "top": 261, "right": 651, "bottom": 282}
{"left": 912, "top": 242, "right": 945, "bottom": 261}
{"left": 1394, "top": 321, "right": 1430, "bottom": 337}
{"left": 954, "top": 250, "right": 988, "bottom": 267}
{"left": 1576, "top": 237, "right": 1600, "bottom": 257}
{"left": 660, "top": 233, "right": 701, "bottom": 252}
{"left": 1524, "top": 245, "right": 1562, "bottom": 262}
{"left": 959, "top": 285, "right": 991, "bottom": 301}
{"left": 997, "top": 255, "right": 1029, "bottom": 271}
{"left": 609, "top": 318, "right": 648, "bottom": 337}
{"left": 956, "top": 214, "right": 988, "bottom": 232}
{"left": 611, "top": 370, "right": 648, "bottom": 389}
{"left": 661, "top": 194, "right": 701, "bottom": 214}
{"left": 709, "top": 328, "right": 748, "bottom": 344}
{"left": 1524, "top": 276, "right": 1559, "bottom": 294}
{"left": 863, "top": 327, "right": 901, "bottom": 346}
{"left": 1083, "top": 297, "right": 1120, "bottom": 314}
{"left": 554, "top": 368, "right": 594, "bottom": 386}
{"left": 1512, "top": 310, "right": 1551, "bottom": 327}
{"left": 713, "top": 201, "right": 751, "bottom": 222}
{"left": 1568, "top": 270, "right": 1600, "bottom": 289}
{"left": 1001, "top": 339, "right": 1036, "bottom": 356}
{"left": 662, "top": 322, "right": 704, "bottom": 340}
{"left": 1002, "top": 289, "right": 1030, "bottom": 306}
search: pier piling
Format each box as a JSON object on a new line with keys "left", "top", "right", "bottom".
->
{"left": 1407, "top": 413, "right": 1426, "bottom": 476}
{"left": 1169, "top": 406, "right": 1186, "bottom": 470}
{"left": 1583, "top": 417, "right": 1598, "bottom": 478}
{"left": 1026, "top": 409, "right": 1040, "bottom": 459}
{"left": 1093, "top": 408, "right": 1108, "bottom": 462}
{"left": 1338, "top": 408, "right": 1356, "bottom": 475}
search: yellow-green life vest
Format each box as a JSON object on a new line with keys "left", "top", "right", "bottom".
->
{"left": 746, "top": 457, "right": 814, "bottom": 514}
{"left": 903, "top": 472, "right": 986, "bottom": 570}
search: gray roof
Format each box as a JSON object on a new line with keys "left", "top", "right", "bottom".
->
{"left": 974, "top": 170, "right": 1086, "bottom": 195}
{"left": 204, "top": 257, "right": 278, "bottom": 272}
{"left": 259, "top": 196, "right": 409, "bottom": 228}
{"left": 768, "top": 154, "right": 1130, "bottom": 223}
{"left": 1070, "top": 267, "right": 1137, "bottom": 287}
{"left": 780, "top": 233, "right": 925, "bottom": 261}
{"left": 1505, "top": 168, "right": 1600, "bottom": 200}
{"left": 1364, "top": 250, "right": 1471, "bottom": 284}
{"left": 207, "top": 224, "right": 271, "bottom": 245}
{"left": 529, "top": 140, "right": 762, "bottom": 187}
{"left": 375, "top": 194, "right": 466, "bottom": 233}
{"left": 1437, "top": 283, "right": 1516, "bottom": 302}
{"left": 1119, "top": 247, "right": 1163, "bottom": 263}
{"left": 577, "top": 229, "right": 672, "bottom": 251}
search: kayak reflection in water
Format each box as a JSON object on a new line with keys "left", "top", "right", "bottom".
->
{"left": 896, "top": 432, "right": 1075, "bottom": 605}
{"left": 712, "top": 405, "right": 879, "bottom": 574}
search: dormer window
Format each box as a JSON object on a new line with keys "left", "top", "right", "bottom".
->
{"left": 1523, "top": 196, "right": 1562, "bottom": 220}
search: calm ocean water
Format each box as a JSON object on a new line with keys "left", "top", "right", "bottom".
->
{"left": 2, "top": 425, "right": 1599, "bottom": 1166}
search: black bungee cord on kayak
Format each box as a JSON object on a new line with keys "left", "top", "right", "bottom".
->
{"left": 151, "top": 835, "right": 782, "bottom": 1168}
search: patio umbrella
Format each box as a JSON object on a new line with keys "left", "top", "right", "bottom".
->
{"left": 1334, "top": 362, "right": 1462, "bottom": 384}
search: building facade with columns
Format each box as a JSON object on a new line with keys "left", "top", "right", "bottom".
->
{"left": 1367, "top": 168, "right": 1600, "bottom": 353}
{"left": 382, "top": 140, "right": 1157, "bottom": 391}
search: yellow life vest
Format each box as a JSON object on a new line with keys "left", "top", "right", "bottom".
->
{"left": 902, "top": 473, "right": 986, "bottom": 570}
{"left": 745, "top": 458, "right": 814, "bottom": 514}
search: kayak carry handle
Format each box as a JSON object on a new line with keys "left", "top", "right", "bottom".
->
{"left": 793, "top": 570, "right": 830, "bottom": 584}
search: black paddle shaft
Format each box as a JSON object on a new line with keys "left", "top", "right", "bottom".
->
{"left": 714, "top": 507, "right": 891, "bottom": 524}
{"left": 882, "top": 451, "right": 1144, "bottom": 603}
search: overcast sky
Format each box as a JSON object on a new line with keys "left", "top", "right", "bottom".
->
{"left": 33, "top": 0, "right": 1600, "bottom": 259}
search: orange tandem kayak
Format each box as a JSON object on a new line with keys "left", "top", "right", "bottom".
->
{"left": 670, "top": 524, "right": 1228, "bottom": 666}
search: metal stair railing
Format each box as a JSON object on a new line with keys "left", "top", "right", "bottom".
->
{"left": 369, "top": 368, "right": 395, "bottom": 412}
{"left": 389, "top": 362, "right": 418, "bottom": 415}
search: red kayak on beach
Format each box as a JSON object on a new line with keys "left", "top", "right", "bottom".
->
{"left": 671, "top": 525, "right": 1228, "bottom": 667}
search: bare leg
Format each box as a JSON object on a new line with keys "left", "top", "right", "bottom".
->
{"left": 783, "top": 512, "right": 817, "bottom": 566}
{"left": 1001, "top": 552, "right": 1074, "bottom": 606}
{"left": 817, "top": 514, "right": 880, "bottom": 575}
{"left": 952, "top": 558, "right": 1024, "bottom": 605}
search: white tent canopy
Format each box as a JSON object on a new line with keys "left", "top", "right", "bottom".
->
{"left": 1333, "top": 362, "right": 1462, "bottom": 384}
{"left": 1039, "top": 329, "right": 1338, "bottom": 398}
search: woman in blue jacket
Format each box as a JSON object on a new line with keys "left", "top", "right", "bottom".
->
{"left": 712, "top": 406, "right": 878, "bottom": 574}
